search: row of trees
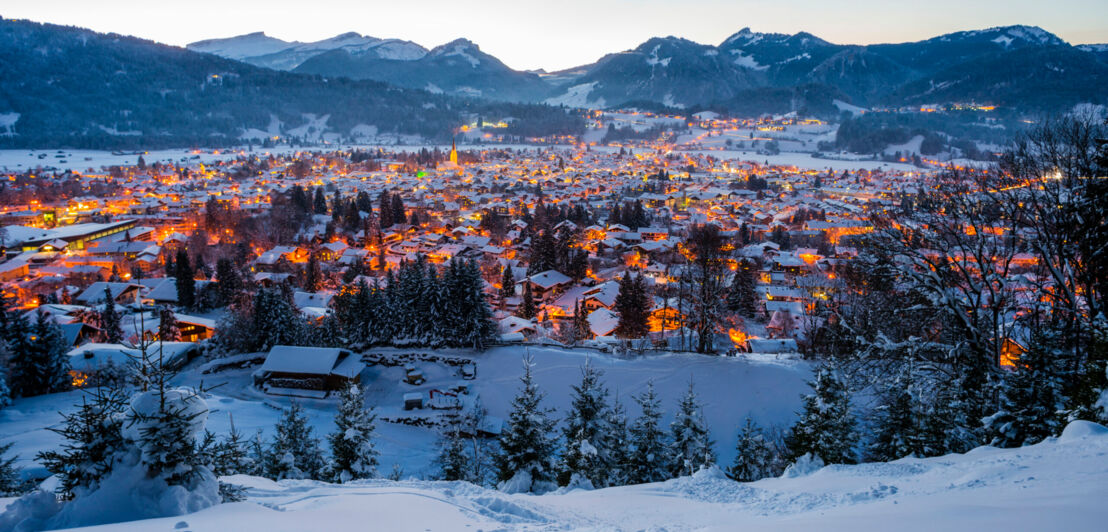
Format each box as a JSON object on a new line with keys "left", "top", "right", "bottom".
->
{"left": 807, "top": 113, "right": 1108, "bottom": 456}
{"left": 215, "top": 257, "right": 498, "bottom": 354}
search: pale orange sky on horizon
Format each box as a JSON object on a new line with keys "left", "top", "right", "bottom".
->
{"left": 4, "top": 0, "right": 1106, "bottom": 71}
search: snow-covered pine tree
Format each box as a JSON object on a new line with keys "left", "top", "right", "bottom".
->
{"left": 727, "top": 417, "right": 775, "bottom": 482}
{"left": 37, "top": 385, "right": 128, "bottom": 499}
{"left": 175, "top": 249, "right": 196, "bottom": 310}
{"left": 925, "top": 374, "right": 983, "bottom": 455}
{"left": 495, "top": 356, "right": 559, "bottom": 493}
{"left": 12, "top": 311, "right": 72, "bottom": 397}
{"left": 726, "top": 259, "right": 757, "bottom": 317}
{"left": 212, "top": 417, "right": 254, "bottom": 476}
{"left": 424, "top": 268, "right": 450, "bottom": 347}
{"left": 328, "top": 384, "right": 379, "bottom": 482}
{"left": 459, "top": 260, "right": 498, "bottom": 350}
{"left": 158, "top": 306, "right": 181, "bottom": 341}
{"left": 628, "top": 381, "right": 672, "bottom": 484}
{"left": 604, "top": 394, "right": 632, "bottom": 487}
{"left": 266, "top": 402, "right": 325, "bottom": 480}
{"left": 435, "top": 415, "right": 469, "bottom": 481}
{"left": 786, "top": 365, "right": 857, "bottom": 465}
{"left": 0, "top": 368, "right": 11, "bottom": 409}
{"left": 986, "top": 330, "right": 1066, "bottom": 448}
{"left": 558, "top": 360, "right": 612, "bottom": 488}
{"left": 499, "top": 266, "right": 515, "bottom": 308}
{"left": 251, "top": 288, "right": 306, "bottom": 351}
{"left": 0, "top": 441, "right": 24, "bottom": 496}
{"left": 517, "top": 280, "right": 537, "bottom": 320}
{"left": 100, "top": 287, "right": 123, "bottom": 344}
{"left": 669, "top": 380, "right": 715, "bottom": 477}
{"left": 868, "top": 373, "right": 922, "bottom": 462}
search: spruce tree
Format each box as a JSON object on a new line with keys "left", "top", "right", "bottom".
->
{"left": 495, "top": 357, "right": 558, "bottom": 493}
{"left": 304, "top": 253, "right": 322, "bottom": 292}
{"left": 727, "top": 418, "right": 775, "bottom": 482}
{"left": 458, "top": 261, "right": 497, "bottom": 350}
{"left": 786, "top": 366, "right": 857, "bottom": 465}
{"left": 614, "top": 272, "right": 649, "bottom": 339}
{"left": 604, "top": 395, "right": 631, "bottom": 487}
{"left": 436, "top": 415, "right": 470, "bottom": 482}
{"left": 11, "top": 311, "right": 72, "bottom": 397}
{"left": 328, "top": 385, "right": 379, "bottom": 482}
{"left": 669, "top": 380, "right": 715, "bottom": 477}
{"left": 266, "top": 402, "right": 325, "bottom": 480}
{"left": 215, "top": 258, "right": 243, "bottom": 306}
{"left": 38, "top": 386, "right": 128, "bottom": 498}
{"left": 0, "top": 441, "right": 23, "bottom": 496}
{"left": 499, "top": 266, "right": 515, "bottom": 308}
{"left": 158, "top": 306, "right": 181, "bottom": 341}
{"left": 628, "top": 381, "right": 671, "bottom": 484}
{"left": 251, "top": 288, "right": 306, "bottom": 351}
{"left": 868, "top": 375, "right": 922, "bottom": 461}
{"left": 100, "top": 287, "right": 123, "bottom": 344}
{"left": 175, "top": 249, "right": 196, "bottom": 310}
{"left": 726, "top": 259, "right": 757, "bottom": 317}
{"left": 517, "top": 281, "right": 537, "bottom": 320}
{"left": 986, "top": 331, "right": 1066, "bottom": 448}
{"left": 558, "top": 360, "right": 612, "bottom": 488}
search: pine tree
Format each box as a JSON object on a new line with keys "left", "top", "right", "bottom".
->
{"left": 266, "top": 402, "right": 325, "bottom": 480}
{"left": 604, "top": 395, "right": 632, "bottom": 487}
{"left": 614, "top": 272, "right": 649, "bottom": 339}
{"left": 868, "top": 375, "right": 923, "bottom": 462}
{"left": 100, "top": 287, "right": 123, "bottom": 344}
{"left": 175, "top": 249, "right": 196, "bottom": 310}
{"left": 251, "top": 288, "right": 306, "bottom": 351}
{"left": 158, "top": 306, "right": 181, "bottom": 341}
{"left": 304, "top": 253, "right": 322, "bottom": 292}
{"left": 391, "top": 194, "right": 406, "bottom": 225}
{"left": 210, "top": 417, "right": 253, "bottom": 476}
{"left": 0, "top": 441, "right": 24, "bottom": 496}
{"left": 11, "top": 311, "right": 72, "bottom": 397}
{"left": 328, "top": 385, "right": 379, "bottom": 482}
{"left": 458, "top": 260, "right": 497, "bottom": 350}
{"left": 558, "top": 360, "right": 612, "bottom": 488}
{"left": 436, "top": 415, "right": 469, "bottom": 482}
{"left": 628, "top": 381, "right": 671, "bottom": 484}
{"left": 517, "top": 281, "right": 537, "bottom": 320}
{"left": 38, "top": 386, "right": 128, "bottom": 499}
{"left": 727, "top": 418, "right": 775, "bottom": 482}
{"left": 986, "top": 331, "right": 1066, "bottom": 448}
{"left": 499, "top": 266, "right": 515, "bottom": 308}
{"left": 726, "top": 259, "right": 757, "bottom": 317}
{"left": 378, "top": 191, "right": 394, "bottom": 228}
{"left": 495, "top": 357, "right": 558, "bottom": 493}
{"left": 215, "top": 258, "right": 243, "bottom": 306}
{"left": 786, "top": 366, "right": 857, "bottom": 465}
{"left": 313, "top": 187, "right": 328, "bottom": 214}
{"left": 669, "top": 380, "right": 715, "bottom": 477}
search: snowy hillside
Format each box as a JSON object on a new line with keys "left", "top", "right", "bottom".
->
{"left": 23, "top": 421, "right": 1108, "bottom": 531}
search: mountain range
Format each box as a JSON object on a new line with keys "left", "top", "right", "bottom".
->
{"left": 0, "top": 19, "right": 581, "bottom": 150}
{"left": 188, "top": 25, "right": 1108, "bottom": 112}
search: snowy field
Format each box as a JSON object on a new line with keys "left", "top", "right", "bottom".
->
{"left": 22, "top": 421, "right": 1108, "bottom": 531}
{"left": 0, "top": 346, "right": 811, "bottom": 481}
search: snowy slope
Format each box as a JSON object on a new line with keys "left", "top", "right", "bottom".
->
{"left": 37, "top": 421, "right": 1108, "bottom": 531}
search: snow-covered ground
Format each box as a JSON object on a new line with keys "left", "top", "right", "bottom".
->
{"left": 0, "top": 346, "right": 811, "bottom": 481}
{"left": 26, "top": 421, "right": 1108, "bottom": 531}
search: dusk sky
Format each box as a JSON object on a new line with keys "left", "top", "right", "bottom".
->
{"left": 4, "top": 0, "right": 1107, "bottom": 71}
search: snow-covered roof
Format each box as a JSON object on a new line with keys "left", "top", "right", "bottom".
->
{"left": 260, "top": 345, "right": 357, "bottom": 376}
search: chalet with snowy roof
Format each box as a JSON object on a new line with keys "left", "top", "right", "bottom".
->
{"left": 75, "top": 282, "right": 143, "bottom": 305}
{"left": 522, "top": 270, "right": 572, "bottom": 300}
{"left": 255, "top": 345, "right": 364, "bottom": 398}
